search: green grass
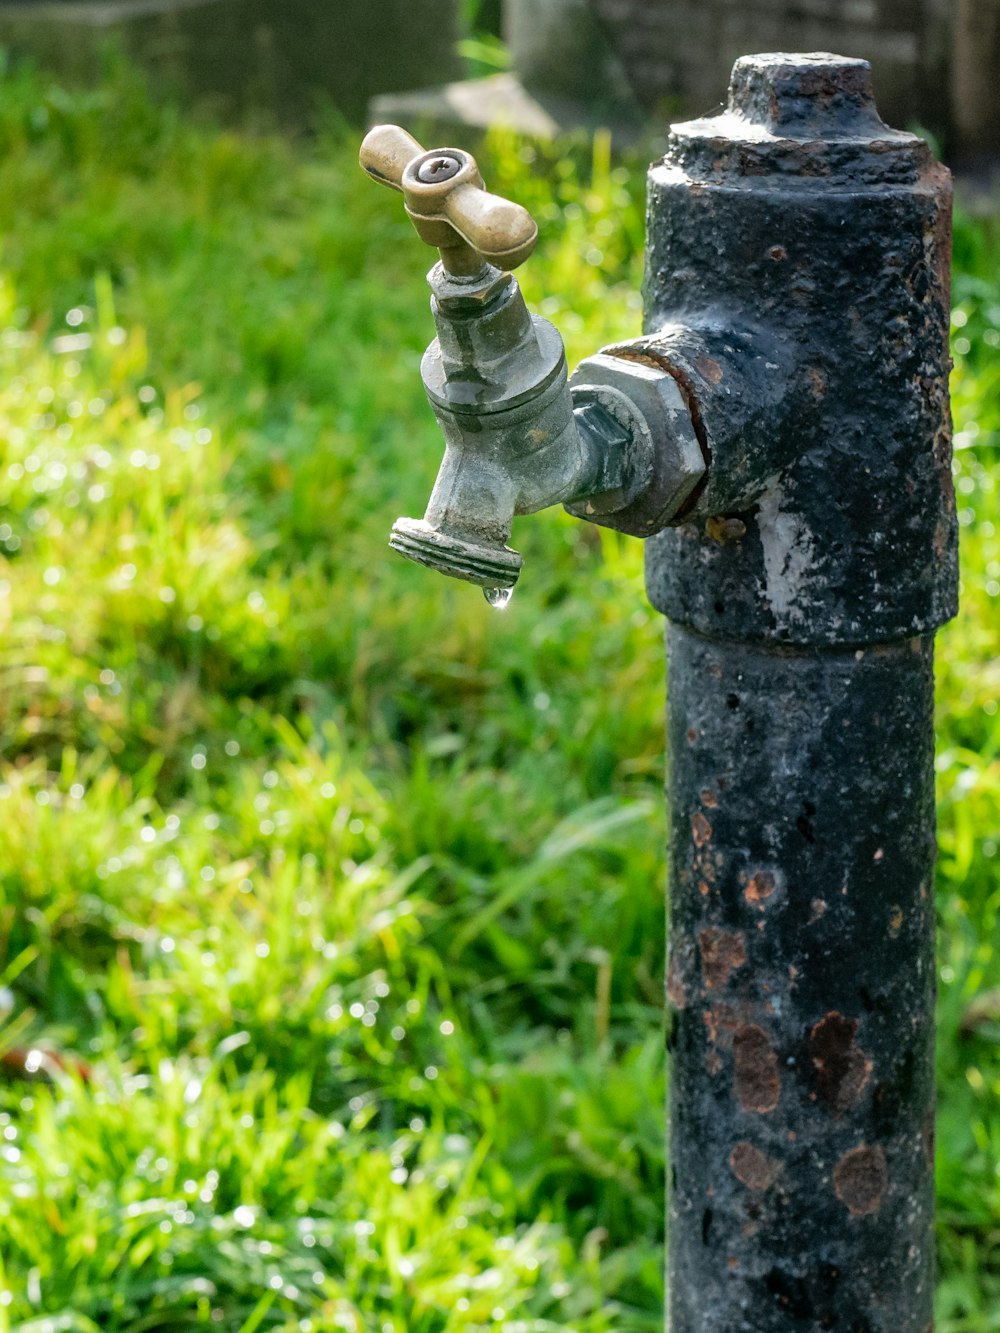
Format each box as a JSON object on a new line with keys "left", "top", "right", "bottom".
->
{"left": 0, "top": 53, "right": 994, "bottom": 1330}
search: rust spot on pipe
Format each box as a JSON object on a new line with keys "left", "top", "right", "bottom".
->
{"left": 833, "top": 1145, "right": 887, "bottom": 1216}
{"left": 733, "top": 1024, "right": 780, "bottom": 1113}
{"left": 744, "top": 869, "right": 777, "bottom": 906}
{"left": 810, "top": 1012, "right": 873, "bottom": 1115}
{"left": 729, "top": 1140, "right": 779, "bottom": 1190}
{"left": 700, "top": 787, "right": 718, "bottom": 808}
{"left": 806, "top": 364, "right": 828, "bottom": 396}
{"left": 705, "top": 514, "right": 747, "bottom": 544}
{"left": 694, "top": 354, "right": 723, "bottom": 384}
{"left": 889, "top": 905, "right": 904, "bottom": 937}
{"left": 691, "top": 811, "right": 713, "bottom": 847}
{"left": 698, "top": 927, "right": 747, "bottom": 990}
{"left": 667, "top": 955, "right": 688, "bottom": 1010}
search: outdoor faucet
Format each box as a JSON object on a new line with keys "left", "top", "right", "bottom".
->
{"left": 359, "top": 124, "right": 705, "bottom": 603}
{"left": 362, "top": 53, "right": 958, "bottom": 1331}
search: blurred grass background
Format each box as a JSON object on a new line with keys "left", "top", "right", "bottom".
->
{"left": 0, "top": 49, "right": 994, "bottom": 1332}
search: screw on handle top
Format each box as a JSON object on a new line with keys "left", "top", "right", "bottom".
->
{"left": 359, "top": 124, "right": 539, "bottom": 276}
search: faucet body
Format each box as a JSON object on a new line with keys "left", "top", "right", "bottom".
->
{"left": 392, "top": 259, "right": 706, "bottom": 592}
{"left": 362, "top": 52, "right": 957, "bottom": 1328}
{"left": 391, "top": 260, "right": 638, "bottom": 589}
{"left": 360, "top": 123, "right": 706, "bottom": 596}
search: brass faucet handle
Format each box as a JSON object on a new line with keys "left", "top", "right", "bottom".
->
{"left": 359, "top": 124, "right": 538, "bottom": 274}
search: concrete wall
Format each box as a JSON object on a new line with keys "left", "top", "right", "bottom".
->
{"left": 590, "top": 0, "right": 961, "bottom": 145}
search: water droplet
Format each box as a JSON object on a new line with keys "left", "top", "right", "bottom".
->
{"left": 483, "top": 586, "right": 513, "bottom": 609}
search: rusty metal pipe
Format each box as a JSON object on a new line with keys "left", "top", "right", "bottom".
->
{"left": 640, "top": 53, "right": 957, "bottom": 1331}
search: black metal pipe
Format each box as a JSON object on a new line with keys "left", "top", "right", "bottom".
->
{"left": 638, "top": 53, "right": 957, "bottom": 1331}
{"left": 664, "top": 629, "right": 936, "bottom": 1330}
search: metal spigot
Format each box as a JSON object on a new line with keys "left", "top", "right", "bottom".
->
{"left": 360, "top": 125, "right": 685, "bottom": 602}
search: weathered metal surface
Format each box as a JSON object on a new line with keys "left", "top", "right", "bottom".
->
{"left": 665, "top": 628, "right": 937, "bottom": 1331}
{"left": 641, "top": 54, "right": 956, "bottom": 1330}
{"left": 641, "top": 53, "right": 957, "bottom": 647}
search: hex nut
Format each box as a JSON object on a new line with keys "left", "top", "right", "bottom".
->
{"left": 566, "top": 352, "right": 706, "bottom": 536}
{"left": 428, "top": 261, "right": 512, "bottom": 314}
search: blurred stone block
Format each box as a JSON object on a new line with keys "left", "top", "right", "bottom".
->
{"left": 369, "top": 71, "right": 642, "bottom": 146}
